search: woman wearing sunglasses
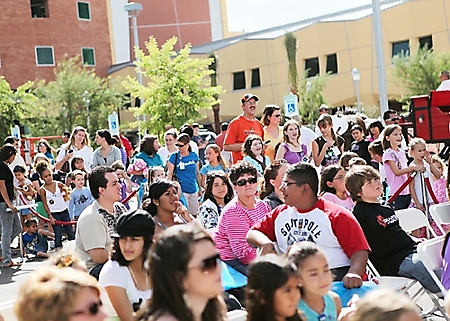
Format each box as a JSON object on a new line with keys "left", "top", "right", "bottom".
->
{"left": 99, "top": 210, "right": 155, "bottom": 321}
{"left": 214, "top": 161, "right": 270, "bottom": 275}
{"left": 261, "top": 104, "right": 283, "bottom": 161}
{"left": 15, "top": 266, "right": 107, "bottom": 321}
{"left": 138, "top": 224, "right": 226, "bottom": 321}
{"left": 167, "top": 133, "right": 202, "bottom": 216}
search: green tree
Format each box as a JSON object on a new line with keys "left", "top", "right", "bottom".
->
{"left": 284, "top": 32, "right": 298, "bottom": 94}
{"left": 32, "top": 55, "right": 124, "bottom": 137}
{"left": 297, "top": 71, "right": 329, "bottom": 125}
{"left": 391, "top": 46, "right": 450, "bottom": 103}
{"left": 123, "top": 36, "right": 224, "bottom": 135}
{"left": 0, "top": 77, "right": 37, "bottom": 142}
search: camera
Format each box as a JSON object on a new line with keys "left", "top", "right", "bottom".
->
{"left": 68, "top": 149, "right": 74, "bottom": 153}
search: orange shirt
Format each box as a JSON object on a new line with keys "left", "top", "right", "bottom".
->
{"left": 224, "top": 115, "right": 264, "bottom": 163}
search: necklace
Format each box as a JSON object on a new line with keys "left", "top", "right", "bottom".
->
{"left": 128, "top": 265, "right": 149, "bottom": 291}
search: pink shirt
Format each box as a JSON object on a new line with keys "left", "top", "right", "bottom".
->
{"left": 321, "top": 192, "right": 355, "bottom": 211}
{"left": 215, "top": 197, "right": 270, "bottom": 264}
{"left": 383, "top": 148, "right": 410, "bottom": 196}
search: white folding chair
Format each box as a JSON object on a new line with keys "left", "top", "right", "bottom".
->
{"left": 366, "top": 259, "right": 409, "bottom": 292}
{"left": 387, "top": 208, "right": 438, "bottom": 303}
{"left": 417, "top": 236, "right": 450, "bottom": 320}
{"left": 395, "top": 208, "right": 438, "bottom": 238}
{"left": 429, "top": 202, "right": 450, "bottom": 235}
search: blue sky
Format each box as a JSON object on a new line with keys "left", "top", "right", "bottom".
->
{"left": 227, "top": 0, "right": 373, "bottom": 32}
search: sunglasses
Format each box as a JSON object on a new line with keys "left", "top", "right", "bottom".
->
{"left": 388, "top": 117, "right": 400, "bottom": 122}
{"left": 189, "top": 254, "right": 221, "bottom": 273}
{"left": 236, "top": 176, "right": 258, "bottom": 186}
{"left": 176, "top": 143, "right": 186, "bottom": 148}
{"left": 71, "top": 301, "right": 102, "bottom": 316}
{"left": 272, "top": 114, "right": 282, "bottom": 118}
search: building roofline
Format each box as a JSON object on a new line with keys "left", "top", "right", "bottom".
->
{"left": 191, "top": 0, "right": 408, "bottom": 54}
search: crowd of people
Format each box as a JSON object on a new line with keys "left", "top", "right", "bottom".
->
{"left": 2, "top": 89, "right": 450, "bottom": 321}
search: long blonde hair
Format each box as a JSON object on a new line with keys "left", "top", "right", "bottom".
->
{"left": 65, "top": 126, "right": 90, "bottom": 150}
{"left": 206, "top": 144, "right": 227, "bottom": 171}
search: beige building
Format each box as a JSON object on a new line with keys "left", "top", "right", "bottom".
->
{"left": 111, "top": 0, "right": 450, "bottom": 127}
{"left": 189, "top": 0, "right": 450, "bottom": 124}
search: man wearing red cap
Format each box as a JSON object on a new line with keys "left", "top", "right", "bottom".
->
{"left": 223, "top": 93, "right": 264, "bottom": 164}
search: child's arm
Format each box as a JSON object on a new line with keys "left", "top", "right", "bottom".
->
{"left": 68, "top": 190, "right": 75, "bottom": 219}
{"left": 385, "top": 160, "right": 417, "bottom": 176}
{"left": 425, "top": 152, "right": 441, "bottom": 179}
{"left": 312, "top": 140, "right": 334, "bottom": 167}
{"left": 38, "top": 229, "right": 54, "bottom": 238}
{"left": 39, "top": 188, "right": 55, "bottom": 225}
{"left": 275, "top": 143, "right": 286, "bottom": 160}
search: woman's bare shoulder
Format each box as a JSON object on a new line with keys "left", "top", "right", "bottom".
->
{"left": 151, "top": 313, "right": 179, "bottom": 321}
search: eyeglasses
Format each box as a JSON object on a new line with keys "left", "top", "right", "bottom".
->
{"left": 71, "top": 301, "right": 102, "bottom": 316}
{"left": 176, "top": 143, "right": 186, "bottom": 148}
{"left": 236, "top": 177, "right": 258, "bottom": 186}
{"left": 188, "top": 254, "right": 221, "bottom": 273}
{"left": 280, "top": 181, "right": 303, "bottom": 189}
{"left": 333, "top": 175, "right": 345, "bottom": 181}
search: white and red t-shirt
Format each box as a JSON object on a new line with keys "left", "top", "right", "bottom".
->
{"left": 251, "top": 199, "right": 370, "bottom": 269}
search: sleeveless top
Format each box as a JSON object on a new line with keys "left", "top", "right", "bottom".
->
{"left": 314, "top": 136, "right": 345, "bottom": 167}
{"left": 44, "top": 183, "right": 68, "bottom": 212}
{"left": 298, "top": 294, "right": 337, "bottom": 321}
{"left": 281, "top": 143, "right": 308, "bottom": 165}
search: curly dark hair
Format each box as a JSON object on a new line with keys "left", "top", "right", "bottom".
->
{"left": 229, "top": 160, "right": 258, "bottom": 185}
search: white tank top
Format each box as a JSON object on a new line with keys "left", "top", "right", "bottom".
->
{"left": 44, "top": 183, "right": 68, "bottom": 212}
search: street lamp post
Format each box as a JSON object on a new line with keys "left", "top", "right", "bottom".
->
{"left": 124, "top": 2, "right": 145, "bottom": 136}
{"left": 351, "top": 68, "right": 361, "bottom": 114}
{"left": 83, "top": 90, "right": 90, "bottom": 131}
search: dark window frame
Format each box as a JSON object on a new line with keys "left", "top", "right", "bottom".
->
{"left": 305, "top": 57, "right": 319, "bottom": 78}
{"left": 30, "top": 0, "right": 49, "bottom": 18}
{"left": 77, "top": 1, "right": 91, "bottom": 20}
{"left": 233, "top": 71, "right": 246, "bottom": 91}
{"left": 392, "top": 40, "right": 410, "bottom": 58}
{"left": 81, "top": 47, "right": 95, "bottom": 66}
{"left": 251, "top": 68, "right": 261, "bottom": 88}
{"left": 35, "top": 47, "right": 55, "bottom": 66}
{"left": 419, "top": 35, "right": 433, "bottom": 51}
{"left": 326, "top": 53, "right": 338, "bottom": 74}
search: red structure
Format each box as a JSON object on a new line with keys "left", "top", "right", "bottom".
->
{"left": 134, "top": 0, "right": 213, "bottom": 53}
{"left": 410, "top": 91, "right": 450, "bottom": 143}
{"left": 0, "top": 0, "right": 111, "bottom": 89}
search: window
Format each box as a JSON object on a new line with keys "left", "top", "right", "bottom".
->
{"left": 35, "top": 47, "right": 54, "bottom": 66}
{"left": 305, "top": 57, "right": 319, "bottom": 77}
{"left": 392, "top": 40, "right": 410, "bottom": 58}
{"left": 233, "top": 71, "right": 246, "bottom": 90}
{"left": 419, "top": 35, "right": 433, "bottom": 50}
{"left": 82, "top": 48, "right": 95, "bottom": 66}
{"left": 326, "top": 53, "right": 338, "bottom": 74}
{"left": 251, "top": 68, "right": 261, "bottom": 88}
{"left": 30, "top": 0, "right": 49, "bottom": 18}
{"left": 77, "top": 2, "right": 90, "bottom": 20}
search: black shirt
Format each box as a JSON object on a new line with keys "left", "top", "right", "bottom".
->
{"left": 353, "top": 200, "right": 416, "bottom": 276}
{"left": 350, "top": 139, "right": 372, "bottom": 166}
{"left": 0, "top": 162, "right": 14, "bottom": 202}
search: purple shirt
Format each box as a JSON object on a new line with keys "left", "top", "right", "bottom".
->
{"left": 119, "top": 179, "right": 130, "bottom": 210}
{"left": 280, "top": 143, "right": 308, "bottom": 165}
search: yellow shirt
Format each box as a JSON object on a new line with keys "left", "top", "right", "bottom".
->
{"left": 263, "top": 127, "right": 283, "bottom": 161}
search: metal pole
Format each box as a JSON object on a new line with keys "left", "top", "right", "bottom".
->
{"left": 420, "top": 172, "right": 430, "bottom": 239}
{"left": 355, "top": 79, "right": 361, "bottom": 113}
{"left": 131, "top": 14, "right": 146, "bottom": 136}
{"left": 86, "top": 98, "right": 90, "bottom": 131}
{"left": 372, "top": 0, "right": 388, "bottom": 115}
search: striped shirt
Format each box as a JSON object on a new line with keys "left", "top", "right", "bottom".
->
{"left": 215, "top": 197, "right": 270, "bottom": 264}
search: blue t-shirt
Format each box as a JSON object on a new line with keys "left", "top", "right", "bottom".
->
{"left": 68, "top": 187, "right": 94, "bottom": 219}
{"left": 200, "top": 163, "right": 227, "bottom": 176}
{"left": 298, "top": 293, "right": 337, "bottom": 321}
{"left": 169, "top": 151, "right": 199, "bottom": 194}
{"left": 22, "top": 232, "right": 48, "bottom": 255}
{"left": 133, "top": 152, "right": 163, "bottom": 168}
